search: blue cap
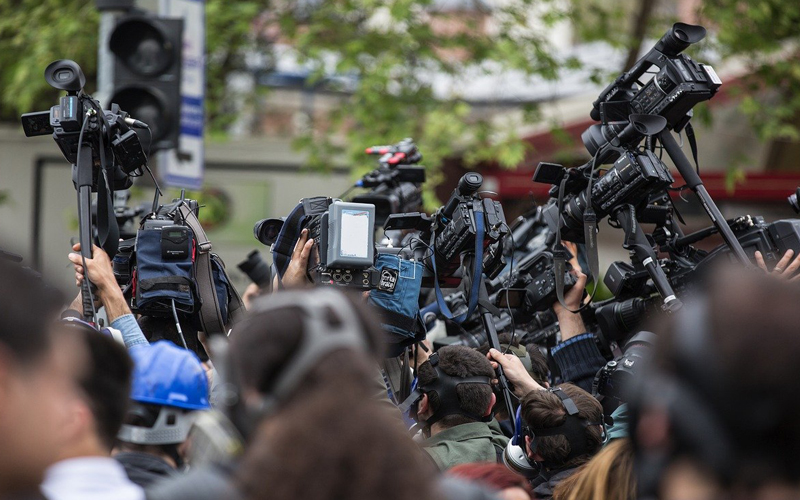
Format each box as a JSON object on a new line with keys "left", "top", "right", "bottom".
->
{"left": 129, "top": 340, "right": 210, "bottom": 410}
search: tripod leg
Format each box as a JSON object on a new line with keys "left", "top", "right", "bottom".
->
{"left": 75, "top": 145, "right": 96, "bottom": 322}
{"left": 614, "top": 205, "right": 682, "bottom": 312}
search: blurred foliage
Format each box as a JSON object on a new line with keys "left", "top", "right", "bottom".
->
{"left": 269, "top": 0, "right": 573, "bottom": 188}
{"left": 701, "top": 0, "right": 800, "bottom": 141}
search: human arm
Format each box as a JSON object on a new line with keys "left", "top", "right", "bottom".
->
{"left": 69, "top": 243, "right": 148, "bottom": 348}
{"left": 486, "top": 348, "right": 544, "bottom": 398}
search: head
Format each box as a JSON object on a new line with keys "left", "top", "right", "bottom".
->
{"left": 115, "top": 341, "right": 210, "bottom": 467}
{"left": 632, "top": 266, "right": 800, "bottom": 500}
{"left": 520, "top": 384, "right": 603, "bottom": 470}
{"left": 233, "top": 288, "right": 440, "bottom": 500}
{"left": 524, "top": 343, "right": 550, "bottom": 387}
{"left": 449, "top": 462, "right": 533, "bottom": 500}
{"left": 228, "top": 288, "right": 385, "bottom": 434}
{"left": 552, "top": 438, "right": 636, "bottom": 500}
{"left": 0, "top": 259, "right": 71, "bottom": 495}
{"left": 58, "top": 322, "right": 133, "bottom": 458}
{"left": 415, "top": 345, "right": 496, "bottom": 432}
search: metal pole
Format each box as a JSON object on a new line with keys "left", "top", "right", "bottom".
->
{"left": 96, "top": 11, "right": 116, "bottom": 105}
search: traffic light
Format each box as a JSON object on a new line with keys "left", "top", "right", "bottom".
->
{"left": 109, "top": 14, "right": 183, "bottom": 152}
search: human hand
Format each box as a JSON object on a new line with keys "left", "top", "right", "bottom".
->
{"left": 69, "top": 243, "right": 118, "bottom": 294}
{"left": 281, "top": 229, "right": 314, "bottom": 289}
{"left": 242, "top": 283, "right": 262, "bottom": 309}
{"left": 487, "top": 348, "right": 544, "bottom": 398}
{"left": 755, "top": 250, "right": 800, "bottom": 281}
{"left": 552, "top": 268, "right": 588, "bottom": 341}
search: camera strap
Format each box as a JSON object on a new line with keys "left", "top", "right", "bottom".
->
{"left": 177, "top": 203, "right": 245, "bottom": 336}
{"left": 430, "top": 209, "right": 485, "bottom": 324}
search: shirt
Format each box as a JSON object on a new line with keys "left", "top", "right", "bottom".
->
{"left": 41, "top": 457, "right": 145, "bottom": 500}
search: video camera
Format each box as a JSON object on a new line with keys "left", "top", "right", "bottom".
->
{"left": 21, "top": 60, "right": 148, "bottom": 188}
{"left": 593, "top": 330, "right": 655, "bottom": 416}
{"left": 352, "top": 138, "right": 426, "bottom": 225}
{"left": 496, "top": 250, "right": 580, "bottom": 317}
{"left": 385, "top": 172, "right": 508, "bottom": 284}
{"left": 589, "top": 23, "right": 720, "bottom": 145}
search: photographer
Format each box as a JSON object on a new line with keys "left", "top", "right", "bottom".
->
{"left": 114, "top": 341, "right": 211, "bottom": 488}
{"left": 0, "top": 258, "right": 74, "bottom": 500}
{"left": 147, "top": 289, "right": 443, "bottom": 500}
{"left": 415, "top": 345, "right": 509, "bottom": 470}
{"left": 631, "top": 267, "right": 800, "bottom": 500}
{"left": 519, "top": 384, "right": 604, "bottom": 499}
{"left": 41, "top": 318, "right": 142, "bottom": 500}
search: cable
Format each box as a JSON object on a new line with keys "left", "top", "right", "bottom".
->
{"left": 499, "top": 222, "right": 517, "bottom": 355}
{"left": 171, "top": 299, "right": 188, "bottom": 349}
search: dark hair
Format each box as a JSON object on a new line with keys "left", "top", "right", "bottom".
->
{"left": 138, "top": 315, "right": 208, "bottom": 361}
{"left": 233, "top": 290, "right": 440, "bottom": 500}
{"left": 524, "top": 343, "right": 550, "bottom": 386}
{"left": 71, "top": 327, "right": 134, "bottom": 450}
{"left": 521, "top": 384, "right": 603, "bottom": 469}
{"left": 0, "top": 258, "right": 63, "bottom": 364}
{"left": 417, "top": 345, "right": 495, "bottom": 428}
{"left": 449, "top": 462, "right": 533, "bottom": 496}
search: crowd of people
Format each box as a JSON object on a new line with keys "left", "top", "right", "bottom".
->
{"left": 2, "top": 228, "right": 800, "bottom": 500}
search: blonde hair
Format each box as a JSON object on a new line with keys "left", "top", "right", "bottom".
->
{"left": 553, "top": 439, "right": 636, "bottom": 500}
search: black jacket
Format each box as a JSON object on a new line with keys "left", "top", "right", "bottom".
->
{"left": 531, "top": 467, "right": 577, "bottom": 500}
{"left": 115, "top": 452, "right": 176, "bottom": 488}
{"left": 550, "top": 333, "right": 607, "bottom": 393}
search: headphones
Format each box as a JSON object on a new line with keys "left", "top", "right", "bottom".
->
{"left": 398, "top": 351, "right": 492, "bottom": 430}
{"left": 503, "top": 386, "right": 606, "bottom": 476}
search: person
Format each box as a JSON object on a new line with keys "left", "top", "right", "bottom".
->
{"left": 114, "top": 341, "right": 211, "bottom": 488}
{"left": 631, "top": 266, "right": 800, "bottom": 500}
{"left": 40, "top": 319, "right": 143, "bottom": 500}
{"left": 0, "top": 258, "right": 74, "bottom": 500}
{"left": 449, "top": 462, "right": 534, "bottom": 500}
{"left": 551, "top": 439, "right": 635, "bottom": 500}
{"left": 520, "top": 384, "right": 604, "bottom": 499}
{"left": 414, "top": 345, "right": 510, "bottom": 470}
{"left": 147, "top": 289, "right": 444, "bottom": 500}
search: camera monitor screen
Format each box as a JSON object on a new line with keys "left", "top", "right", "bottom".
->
{"left": 340, "top": 209, "right": 371, "bottom": 259}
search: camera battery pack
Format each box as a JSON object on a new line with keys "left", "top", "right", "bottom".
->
{"left": 161, "top": 225, "right": 191, "bottom": 260}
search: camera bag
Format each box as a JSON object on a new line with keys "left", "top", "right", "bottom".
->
{"left": 368, "top": 253, "right": 425, "bottom": 357}
{"left": 133, "top": 227, "right": 196, "bottom": 313}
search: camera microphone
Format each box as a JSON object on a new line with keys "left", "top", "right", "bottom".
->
{"left": 124, "top": 117, "right": 149, "bottom": 129}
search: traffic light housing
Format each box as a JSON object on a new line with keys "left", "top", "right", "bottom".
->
{"left": 109, "top": 14, "right": 183, "bottom": 152}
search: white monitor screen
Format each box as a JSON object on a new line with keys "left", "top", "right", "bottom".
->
{"left": 339, "top": 209, "right": 370, "bottom": 259}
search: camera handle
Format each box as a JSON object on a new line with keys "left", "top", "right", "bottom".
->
{"left": 75, "top": 142, "right": 96, "bottom": 322}
{"left": 613, "top": 205, "right": 682, "bottom": 313}
{"left": 659, "top": 130, "right": 750, "bottom": 267}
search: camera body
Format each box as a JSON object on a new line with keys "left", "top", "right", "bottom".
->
{"left": 313, "top": 201, "right": 377, "bottom": 288}
{"left": 537, "top": 150, "right": 673, "bottom": 243}
{"left": 593, "top": 331, "right": 656, "bottom": 415}
{"left": 496, "top": 251, "right": 579, "bottom": 316}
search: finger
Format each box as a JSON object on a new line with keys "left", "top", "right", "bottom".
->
{"left": 785, "top": 252, "right": 800, "bottom": 276}
{"left": 575, "top": 271, "right": 588, "bottom": 289}
{"left": 754, "top": 251, "right": 767, "bottom": 271}
{"left": 292, "top": 229, "right": 309, "bottom": 259}
{"left": 72, "top": 243, "right": 81, "bottom": 252}
{"left": 68, "top": 252, "right": 82, "bottom": 265}
{"left": 791, "top": 273, "right": 800, "bottom": 282}
{"left": 775, "top": 249, "right": 794, "bottom": 273}
{"left": 299, "top": 238, "right": 314, "bottom": 261}
{"left": 74, "top": 265, "right": 84, "bottom": 275}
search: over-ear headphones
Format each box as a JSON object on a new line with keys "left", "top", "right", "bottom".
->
{"left": 397, "top": 351, "right": 492, "bottom": 429}
{"left": 503, "top": 386, "right": 606, "bottom": 476}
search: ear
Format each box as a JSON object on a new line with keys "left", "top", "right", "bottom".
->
{"left": 484, "top": 392, "right": 497, "bottom": 417}
{"left": 417, "top": 393, "right": 430, "bottom": 418}
{"left": 525, "top": 435, "right": 534, "bottom": 459}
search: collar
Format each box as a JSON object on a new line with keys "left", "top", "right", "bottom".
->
{"left": 42, "top": 457, "right": 144, "bottom": 500}
{"left": 423, "top": 421, "right": 494, "bottom": 446}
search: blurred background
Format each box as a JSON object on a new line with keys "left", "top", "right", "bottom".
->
{"left": 1, "top": 0, "right": 799, "bottom": 294}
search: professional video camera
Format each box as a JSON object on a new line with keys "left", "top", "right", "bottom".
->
{"left": 351, "top": 138, "right": 426, "bottom": 225}
{"left": 593, "top": 331, "right": 655, "bottom": 416}
{"left": 21, "top": 59, "right": 149, "bottom": 321}
{"left": 385, "top": 172, "right": 508, "bottom": 284}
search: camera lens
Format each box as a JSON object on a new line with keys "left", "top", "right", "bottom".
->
{"left": 253, "top": 218, "right": 284, "bottom": 246}
{"left": 788, "top": 188, "right": 800, "bottom": 214}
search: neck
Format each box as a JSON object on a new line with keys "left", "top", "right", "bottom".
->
{"left": 114, "top": 446, "right": 178, "bottom": 469}
{"left": 56, "top": 433, "right": 109, "bottom": 462}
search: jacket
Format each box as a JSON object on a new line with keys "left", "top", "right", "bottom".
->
{"left": 115, "top": 452, "right": 176, "bottom": 488}
{"left": 532, "top": 466, "right": 578, "bottom": 500}
{"left": 422, "top": 421, "right": 510, "bottom": 471}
